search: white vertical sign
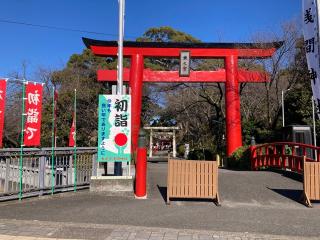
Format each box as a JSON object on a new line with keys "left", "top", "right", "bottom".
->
{"left": 179, "top": 51, "right": 190, "bottom": 77}
{"left": 98, "top": 95, "right": 131, "bottom": 162}
{"left": 303, "top": 0, "right": 320, "bottom": 116}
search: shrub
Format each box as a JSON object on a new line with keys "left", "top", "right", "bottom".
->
{"left": 177, "top": 144, "right": 185, "bottom": 157}
{"left": 226, "top": 146, "right": 251, "bottom": 170}
{"left": 187, "top": 149, "right": 214, "bottom": 160}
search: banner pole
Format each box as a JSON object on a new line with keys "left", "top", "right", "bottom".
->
{"left": 73, "top": 89, "right": 77, "bottom": 192}
{"left": 19, "top": 81, "right": 26, "bottom": 201}
{"left": 117, "top": 0, "right": 125, "bottom": 95}
{"left": 51, "top": 86, "right": 55, "bottom": 194}
{"left": 312, "top": 96, "right": 318, "bottom": 161}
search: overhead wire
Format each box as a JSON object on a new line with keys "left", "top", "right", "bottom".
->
{"left": 0, "top": 18, "right": 139, "bottom": 39}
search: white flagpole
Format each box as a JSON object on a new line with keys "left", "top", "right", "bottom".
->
{"left": 314, "top": 0, "right": 319, "bottom": 160}
{"left": 117, "top": 0, "right": 125, "bottom": 95}
{"left": 115, "top": 0, "right": 126, "bottom": 176}
{"left": 312, "top": 96, "right": 318, "bottom": 160}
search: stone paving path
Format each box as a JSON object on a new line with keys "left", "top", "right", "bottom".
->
{"left": 0, "top": 219, "right": 318, "bottom": 240}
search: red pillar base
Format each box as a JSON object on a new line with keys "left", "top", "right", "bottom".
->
{"left": 134, "top": 195, "right": 148, "bottom": 199}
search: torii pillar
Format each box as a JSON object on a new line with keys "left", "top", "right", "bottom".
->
{"left": 225, "top": 54, "right": 242, "bottom": 155}
{"left": 83, "top": 38, "right": 282, "bottom": 156}
{"left": 129, "top": 54, "right": 144, "bottom": 153}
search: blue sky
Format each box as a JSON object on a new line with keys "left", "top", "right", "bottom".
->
{"left": 0, "top": 0, "right": 301, "bottom": 78}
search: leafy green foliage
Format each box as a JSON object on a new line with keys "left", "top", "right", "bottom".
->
{"left": 137, "top": 26, "right": 201, "bottom": 43}
{"left": 187, "top": 149, "right": 214, "bottom": 160}
{"left": 44, "top": 49, "right": 114, "bottom": 147}
{"left": 177, "top": 144, "right": 185, "bottom": 158}
{"left": 226, "top": 146, "right": 251, "bottom": 170}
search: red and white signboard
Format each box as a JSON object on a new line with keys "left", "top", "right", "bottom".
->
{"left": 23, "top": 83, "right": 43, "bottom": 146}
{"left": 54, "top": 89, "right": 58, "bottom": 141}
{"left": 69, "top": 113, "right": 75, "bottom": 147}
{"left": 0, "top": 80, "right": 7, "bottom": 148}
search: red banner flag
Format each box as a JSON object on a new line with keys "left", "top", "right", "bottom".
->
{"left": 69, "top": 113, "right": 75, "bottom": 147}
{"left": 54, "top": 89, "right": 58, "bottom": 141}
{"left": 23, "top": 83, "right": 43, "bottom": 146}
{"left": 0, "top": 80, "right": 7, "bottom": 148}
{"left": 54, "top": 89, "right": 58, "bottom": 115}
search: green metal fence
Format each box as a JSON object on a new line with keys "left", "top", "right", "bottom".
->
{"left": 0, "top": 147, "right": 96, "bottom": 201}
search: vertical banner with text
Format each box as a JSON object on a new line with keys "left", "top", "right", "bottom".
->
{"left": 69, "top": 113, "right": 75, "bottom": 147}
{"left": 0, "top": 80, "right": 7, "bottom": 148}
{"left": 23, "top": 83, "right": 43, "bottom": 146}
{"left": 54, "top": 89, "right": 58, "bottom": 144}
{"left": 98, "top": 95, "right": 131, "bottom": 162}
{"left": 303, "top": 0, "right": 320, "bottom": 115}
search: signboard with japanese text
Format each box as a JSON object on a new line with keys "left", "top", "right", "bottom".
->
{"left": 54, "top": 89, "right": 58, "bottom": 143}
{"left": 97, "top": 95, "right": 131, "bottom": 162}
{"left": 69, "top": 113, "right": 75, "bottom": 147}
{"left": 0, "top": 80, "right": 7, "bottom": 148}
{"left": 23, "top": 83, "right": 43, "bottom": 146}
{"left": 302, "top": 0, "right": 320, "bottom": 115}
{"left": 179, "top": 50, "right": 190, "bottom": 77}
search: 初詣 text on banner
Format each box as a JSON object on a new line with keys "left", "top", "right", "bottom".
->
{"left": 69, "top": 113, "right": 75, "bottom": 147}
{"left": 24, "top": 83, "right": 43, "bottom": 146}
{"left": 98, "top": 95, "right": 131, "bottom": 162}
{"left": 0, "top": 80, "right": 7, "bottom": 148}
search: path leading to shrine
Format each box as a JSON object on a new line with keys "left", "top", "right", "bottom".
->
{"left": 0, "top": 161, "right": 319, "bottom": 239}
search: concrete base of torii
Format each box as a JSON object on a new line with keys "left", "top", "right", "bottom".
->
{"left": 90, "top": 161, "right": 135, "bottom": 197}
{"left": 90, "top": 176, "right": 134, "bottom": 197}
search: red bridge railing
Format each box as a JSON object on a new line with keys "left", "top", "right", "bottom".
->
{"left": 250, "top": 142, "right": 320, "bottom": 173}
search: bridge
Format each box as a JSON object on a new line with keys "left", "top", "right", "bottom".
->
{"left": 250, "top": 142, "right": 320, "bottom": 173}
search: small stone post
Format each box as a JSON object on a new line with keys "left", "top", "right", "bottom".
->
{"left": 173, "top": 130, "right": 176, "bottom": 158}
{"left": 38, "top": 156, "right": 46, "bottom": 196}
{"left": 250, "top": 136, "right": 257, "bottom": 170}
{"left": 149, "top": 129, "right": 153, "bottom": 158}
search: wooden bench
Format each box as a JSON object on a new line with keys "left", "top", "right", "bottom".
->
{"left": 302, "top": 158, "right": 320, "bottom": 207}
{"left": 167, "top": 159, "right": 220, "bottom": 205}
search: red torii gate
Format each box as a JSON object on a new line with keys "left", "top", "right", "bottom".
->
{"left": 83, "top": 38, "right": 282, "bottom": 156}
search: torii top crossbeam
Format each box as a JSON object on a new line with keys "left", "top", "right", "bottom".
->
{"left": 83, "top": 38, "right": 282, "bottom": 58}
{"left": 83, "top": 37, "right": 282, "bottom": 156}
